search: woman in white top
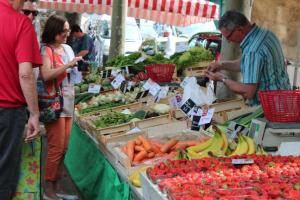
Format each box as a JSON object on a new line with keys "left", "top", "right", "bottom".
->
{"left": 39, "top": 15, "right": 82, "bottom": 200}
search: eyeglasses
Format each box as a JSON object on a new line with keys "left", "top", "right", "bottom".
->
{"left": 22, "top": 9, "right": 39, "bottom": 17}
{"left": 224, "top": 28, "right": 236, "bottom": 41}
{"left": 60, "top": 29, "right": 71, "bottom": 35}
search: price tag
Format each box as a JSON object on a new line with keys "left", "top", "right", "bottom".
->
{"left": 191, "top": 115, "right": 201, "bottom": 131}
{"left": 102, "top": 69, "right": 112, "bottom": 78}
{"left": 127, "top": 81, "right": 134, "bottom": 91}
{"left": 135, "top": 90, "right": 149, "bottom": 100}
{"left": 119, "top": 81, "right": 128, "bottom": 93}
{"left": 121, "top": 109, "right": 131, "bottom": 115}
{"left": 143, "top": 79, "right": 161, "bottom": 96}
{"left": 111, "top": 74, "right": 125, "bottom": 89}
{"left": 180, "top": 98, "right": 196, "bottom": 117}
{"left": 134, "top": 56, "right": 146, "bottom": 64}
{"left": 169, "top": 95, "right": 182, "bottom": 108}
{"left": 127, "top": 127, "right": 142, "bottom": 134}
{"left": 154, "top": 86, "right": 169, "bottom": 103}
{"left": 120, "top": 66, "right": 130, "bottom": 75}
{"left": 111, "top": 69, "right": 120, "bottom": 77}
{"left": 232, "top": 159, "right": 254, "bottom": 165}
{"left": 199, "top": 108, "right": 215, "bottom": 125}
{"left": 180, "top": 77, "right": 193, "bottom": 88}
{"left": 88, "top": 84, "right": 101, "bottom": 93}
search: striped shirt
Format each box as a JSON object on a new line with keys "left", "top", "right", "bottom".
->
{"left": 240, "top": 25, "right": 291, "bottom": 106}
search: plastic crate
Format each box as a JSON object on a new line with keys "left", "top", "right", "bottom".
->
{"left": 145, "top": 64, "right": 175, "bottom": 83}
{"left": 258, "top": 90, "right": 300, "bottom": 122}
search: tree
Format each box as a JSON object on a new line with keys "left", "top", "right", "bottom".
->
{"left": 108, "top": 0, "right": 127, "bottom": 60}
{"left": 216, "top": 0, "right": 253, "bottom": 99}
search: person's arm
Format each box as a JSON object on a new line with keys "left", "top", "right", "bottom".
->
{"left": 222, "top": 78, "right": 257, "bottom": 99}
{"left": 40, "top": 54, "right": 82, "bottom": 81}
{"left": 206, "top": 71, "right": 257, "bottom": 99}
{"left": 219, "top": 58, "right": 241, "bottom": 72}
{"left": 19, "top": 62, "right": 40, "bottom": 141}
{"left": 76, "top": 50, "right": 89, "bottom": 58}
{"left": 207, "top": 58, "right": 241, "bottom": 72}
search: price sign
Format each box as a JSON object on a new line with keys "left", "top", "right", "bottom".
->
{"left": 154, "top": 86, "right": 169, "bottom": 103}
{"left": 102, "top": 69, "right": 112, "bottom": 78}
{"left": 120, "top": 66, "right": 130, "bottom": 75}
{"left": 127, "top": 81, "right": 134, "bottom": 91}
{"left": 191, "top": 115, "right": 201, "bottom": 131}
{"left": 199, "top": 108, "right": 215, "bottom": 125}
{"left": 169, "top": 95, "right": 182, "bottom": 108}
{"left": 120, "top": 81, "right": 128, "bottom": 93}
{"left": 111, "top": 69, "right": 120, "bottom": 77}
{"left": 180, "top": 77, "right": 193, "bottom": 88}
{"left": 135, "top": 90, "right": 149, "bottom": 100}
{"left": 111, "top": 74, "right": 125, "bottom": 89}
{"left": 180, "top": 98, "right": 196, "bottom": 117}
{"left": 134, "top": 56, "right": 146, "bottom": 64}
{"left": 232, "top": 159, "right": 254, "bottom": 165}
{"left": 88, "top": 84, "right": 101, "bottom": 93}
{"left": 143, "top": 79, "right": 161, "bottom": 96}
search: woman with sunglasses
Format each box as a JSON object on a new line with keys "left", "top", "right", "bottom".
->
{"left": 40, "top": 15, "right": 82, "bottom": 200}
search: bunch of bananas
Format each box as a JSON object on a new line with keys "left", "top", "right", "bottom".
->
{"left": 186, "top": 126, "right": 263, "bottom": 159}
{"left": 228, "top": 134, "right": 256, "bottom": 156}
{"left": 186, "top": 126, "right": 228, "bottom": 159}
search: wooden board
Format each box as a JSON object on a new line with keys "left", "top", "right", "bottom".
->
{"left": 86, "top": 120, "right": 133, "bottom": 137}
{"left": 133, "top": 114, "right": 172, "bottom": 130}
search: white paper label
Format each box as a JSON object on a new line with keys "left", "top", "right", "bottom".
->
{"left": 143, "top": 79, "right": 161, "bottom": 96}
{"left": 232, "top": 159, "right": 254, "bottom": 165}
{"left": 121, "top": 109, "right": 131, "bottom": 115}
{"left": 126, "top": 127, "right": 142, "bottom": 134}
{"left": 169, "top": 95, "right": 182, "bottom": 108}
{"left": 111, "top": 74, "right": 125, "bottom": 89}
{"left": 88, "top": 84, "right": 101, "bottom": 93}
{"left": 134, "top": 56, "right": 146, "bottom": 64}
{"left": 199, "top": 108, "right": 215, "bottom": 125}
{"left": 180, "top": 77, "right": 193, "bottom": 88}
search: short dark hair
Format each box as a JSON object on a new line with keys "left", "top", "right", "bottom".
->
{"left": 71, "top": 24, "right": 82, "bottom": 34}
{"left": 42, "top": 15, "right": 67, "bottom": 44}
{"left": 219, "top": 10, "right": 250, "bottom": 31}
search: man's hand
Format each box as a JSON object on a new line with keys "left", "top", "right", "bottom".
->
{"left": 207, "top": 61, "right": 222, "bottom": 73}
{"left": 206, "top": 71, "right": 226, "bottom": 82}
{"left": 25, "top": 114, "right": 40, "bottom": 142}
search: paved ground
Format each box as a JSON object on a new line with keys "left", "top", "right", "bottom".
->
{"left": 41, "top": 135, "right": 84, "bottom": 200}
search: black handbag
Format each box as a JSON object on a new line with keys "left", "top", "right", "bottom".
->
{"left": 37, "top": 46, "right": 64, "bottom": 123}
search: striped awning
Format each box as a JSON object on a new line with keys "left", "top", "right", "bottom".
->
{"left": 38, "top": 0, "right": 219, "bottom": 26}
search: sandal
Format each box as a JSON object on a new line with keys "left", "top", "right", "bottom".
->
{"left": 43, "top": 193, "right": 63, "bottom": 200}
{"left": 56, "top": 193, "right": 78, "bottom": 200}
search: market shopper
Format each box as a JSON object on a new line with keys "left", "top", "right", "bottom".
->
{"left": 0, "top": 0, "right": 42, "bottom": 199}
{"left": 21, "top": 0, "right": 38, "bottom": 21}
{"left": 206, "top": 10, "right": 291, "bottom": 106}
{"left": 40, "top": 15, "right": 82, "bottom": 200}
{"left": 70, "top": 24, "right": 96, "bottom": 71}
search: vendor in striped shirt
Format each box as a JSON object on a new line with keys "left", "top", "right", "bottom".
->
{"left": 206, "top": 10, "right": 291, "bottom": 106}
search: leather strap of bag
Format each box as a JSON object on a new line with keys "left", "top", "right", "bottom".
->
{"left": 48, "top": 45, "right": 62, "bottom": 97}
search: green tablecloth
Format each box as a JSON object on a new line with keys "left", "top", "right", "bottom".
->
{"left": 64, "top": 123, "right": 131, "bottom": 200}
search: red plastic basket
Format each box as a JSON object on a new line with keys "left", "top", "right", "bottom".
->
{"left": 258, "top": 90, "right": 300, "bottom": 122}
{"left": 145, "top": 64, "right": 175, "bottom": 83}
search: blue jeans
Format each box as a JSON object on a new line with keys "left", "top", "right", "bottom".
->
{"left": 0, "top": 107, "right": 27, "bottom": 200}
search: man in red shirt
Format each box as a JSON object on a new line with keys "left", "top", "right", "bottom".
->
{"left": 0, "top": 0, "right": 42, "bottom": 199}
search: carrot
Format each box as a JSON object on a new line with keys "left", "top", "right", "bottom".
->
{"left": 134, "top": 145, "right": 145, "bottom": 152}
{"left": 172, "top": 142, "right": 189, "bottom": 150}
{"left": 127, "top": 141, "right": 135, "bottom": 163}
{"left": 147, "top": 152, "right": 155, "bottom": 158}
{"left": 186, "top": 141, "right": 198, "bottom": 147}
{"left": 121, "top": 145, "right": 128, "bottom": 155}
{"left": 138, "top": 135, "right": 152, "bottom": 152}
{"left": 133, "top": 150, "right": 147, "bottom": 162}
{"left": 135, "top": 138, "right": 142, "bottom": 145}
{"left": 160, "top": 139, "right": 178, "bottom": 153}
{"left": 151, "top": 140, "right": 163, "bottom": 148}
{"left": 150, "top": 142, "right": 162, "bottom": 154}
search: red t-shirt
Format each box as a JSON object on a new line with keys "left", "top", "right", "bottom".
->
{"left": 0, "top": 0, "right": 42, "bottom": 108}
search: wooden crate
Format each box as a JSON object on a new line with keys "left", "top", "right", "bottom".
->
{"left": 211, "top": 98, "right": 245, "bottom": 113}
{"left": 77, "top": 102, "right": 143, "bottom": 130}
{"left": 86, "top": 120, "right": 133, "bottom": 137}
{"left": 108, "top": 128, "right": 207, "bottom": 174}
{"left": 133, "top": 114, "right": 172, "bottom": 130}
{"left": 183, "top": 61, "right": 210, "bottom": 77}
{"left": 213, "top": 106, "right": 259, "bottom": 124}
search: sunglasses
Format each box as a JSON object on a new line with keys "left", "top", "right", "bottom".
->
{"left": 22, "top": 9, "right": 39, "bottom": 17}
